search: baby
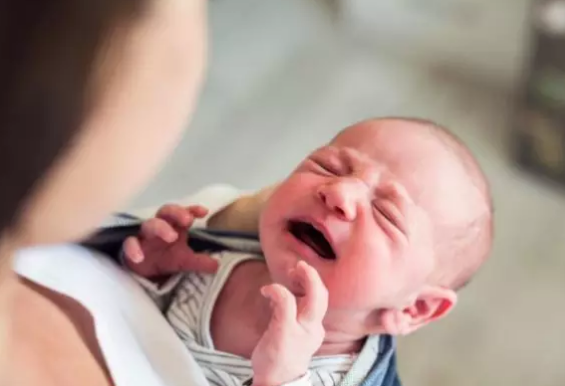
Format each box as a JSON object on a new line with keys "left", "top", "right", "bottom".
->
{"left": 121, "top": 118, "right": 493, "bottom": 386}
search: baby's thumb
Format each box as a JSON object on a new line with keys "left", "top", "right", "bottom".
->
{"left": 123, "top": 237, "right": 145, "bottom": 264}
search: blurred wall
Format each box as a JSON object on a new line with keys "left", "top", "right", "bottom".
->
{"left": 340, "top": 0, "right": 531, "bottom": 90}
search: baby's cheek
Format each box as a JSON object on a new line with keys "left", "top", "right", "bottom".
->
{"left": 326, "top": 259, "right": 401, "bottom": 309}
{"left": 323, "top": 270, "right": 376, "bottom": 309}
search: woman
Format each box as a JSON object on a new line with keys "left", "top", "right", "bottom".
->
{"left": 0, "top": 0, "right": 206, "bottom": 384}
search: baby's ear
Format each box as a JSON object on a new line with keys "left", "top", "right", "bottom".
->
{"left": 380, "top": 286, "right": 457, "bottom": 336}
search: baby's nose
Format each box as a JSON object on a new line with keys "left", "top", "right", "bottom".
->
{"left": 317, "top": 179, "right": 366, "bottom": 221}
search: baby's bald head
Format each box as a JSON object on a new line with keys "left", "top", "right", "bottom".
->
{"left": 333, "top": 118, "right": 493, "bottom": 290}
{"left": 409, "top": 119, "right": 493, "bottom": 290}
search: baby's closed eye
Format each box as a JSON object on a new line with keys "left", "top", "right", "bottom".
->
{"left": 373, "top": 199, "right": 406, "bottom": 236}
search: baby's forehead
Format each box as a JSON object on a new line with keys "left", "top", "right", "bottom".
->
{"left": 328, "top": 120, "right": 448, "bottom": 168}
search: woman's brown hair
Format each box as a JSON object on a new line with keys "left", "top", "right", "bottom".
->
{"left": 0, "top": 0, "right": 148, "bottom": 235}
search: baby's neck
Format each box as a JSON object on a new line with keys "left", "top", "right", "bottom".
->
{"left": 318, "top": 339, "right": 365, "bottom": 356}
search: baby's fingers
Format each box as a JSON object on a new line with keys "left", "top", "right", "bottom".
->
{"left": 261, "top": 284, "right": 297, "bottom": 325}
{"left": 123, "top": 237, "right": 145, "bottom": 263}
{"left": 141, "top": 218, "right": 179, "bottom": 243}
{"left": 294, "top": 261, "right": 328, "bottom": 325}
{"left": 156, "top": 204, "right": 193, "bottom": 228}
{"left": 186, "top": 205, "right": 209, "bottom": 219}
{"left": 156, "top": 204, "right": 208, "bottom": 228}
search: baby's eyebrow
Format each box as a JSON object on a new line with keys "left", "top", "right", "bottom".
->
{"left": 312, "top": 145, "right": 337, "bottom": 156}
{"left": 338, "top": 147, "right": 360, "bottom": 166}
{"left": 315, "top": 146, "right": 350, "bottom": 163}
{"left": 378, "top": 181, "right": 413, "bottom": 205}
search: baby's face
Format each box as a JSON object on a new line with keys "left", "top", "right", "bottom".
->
{"left": 260, "top": 120, "right": 473, "bottom": 314}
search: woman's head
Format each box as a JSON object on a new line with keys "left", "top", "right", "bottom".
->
{"left": 0, "top": 0, "right": 207, "bottom": 246}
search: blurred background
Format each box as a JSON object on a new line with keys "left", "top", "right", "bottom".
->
{"left": 131, "top": 0, "right": 565, "bottom": 385}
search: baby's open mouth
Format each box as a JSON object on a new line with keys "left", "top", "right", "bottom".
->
{"left": 288, "top": 220, "right": 336, "bottom": 260}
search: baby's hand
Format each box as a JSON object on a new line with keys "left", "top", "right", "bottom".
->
{"left": 251, "top": 261, "right": 328, "bottom": 386}
{"left": 123, "top": 204, "right": 218, "bottom": 278}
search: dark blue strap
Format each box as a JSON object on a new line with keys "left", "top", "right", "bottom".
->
{"left": 360, "top": 335, "right": 402, "bottom": 386}
{"left": 80, "top": 215, "right": 259, "bottom": 262}
{"left": 380, "top": 352, "right": 402, "bottom": 386}
{"left": 80, "top": 223, "right": 141, "bottom": 261}
{"left": 378, "top": 335, "right": 402, "bottom": 386}
{"left": 184, "top": 229, "right": 259, "bottom": 254}
{"left": 198, "top": 229, "right": 259, "bottom": 240}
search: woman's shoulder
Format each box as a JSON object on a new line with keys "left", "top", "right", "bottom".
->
{"left": 10, "top": 278, "right": 113, "bottom": 386}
